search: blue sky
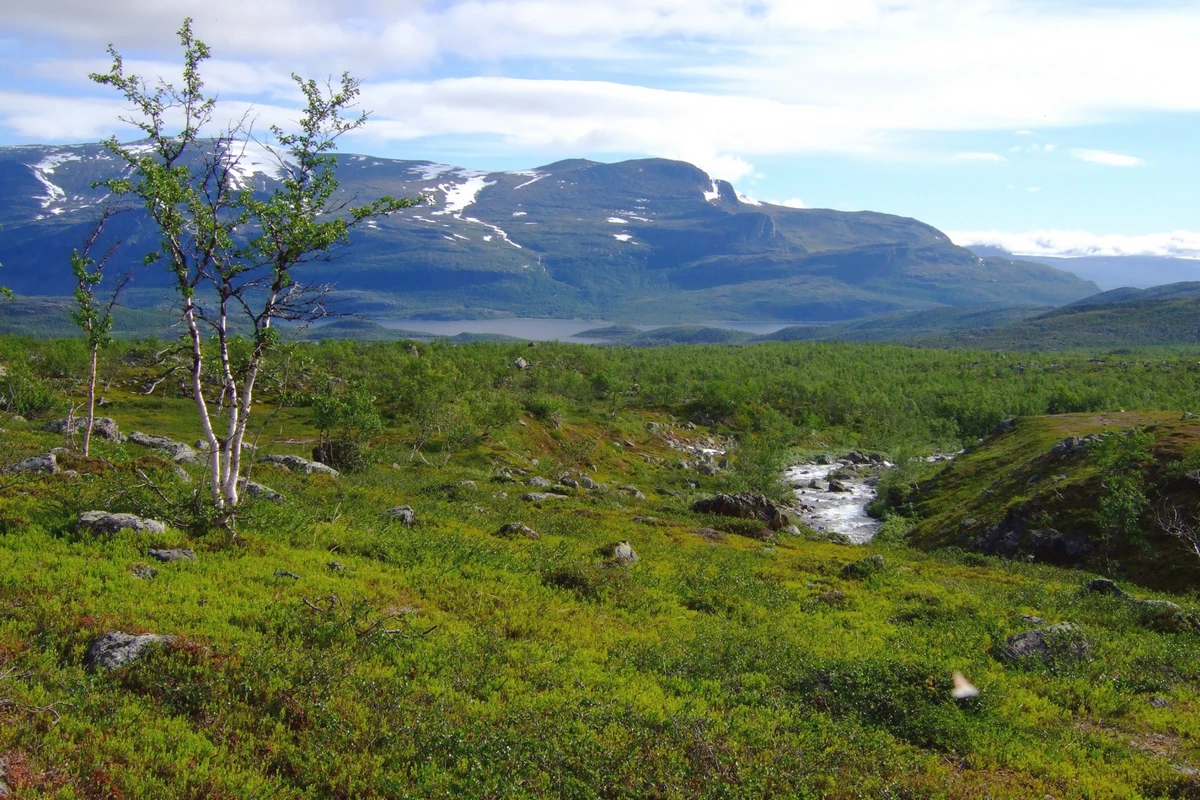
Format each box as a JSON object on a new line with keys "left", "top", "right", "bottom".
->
{"left": 3, "top": 0, "right": 1200, "bottom": 258}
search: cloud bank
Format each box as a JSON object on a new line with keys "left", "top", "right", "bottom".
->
{"left": 950, "top": 230, "right": 1200, "bottom": 259}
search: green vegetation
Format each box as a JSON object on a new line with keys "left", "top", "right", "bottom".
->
{"left": 2, "top": 335, "right": 1200, "bottom": 797}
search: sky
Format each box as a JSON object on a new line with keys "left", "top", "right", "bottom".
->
{"left": 2, "top": 0, "right": 1200, "bottom": 260}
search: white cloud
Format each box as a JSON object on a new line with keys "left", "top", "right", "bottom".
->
{"left": 949, "top": 229, "right": 1200, "bottom": 259}
{"left": 1027, "top": 186, "right": 1041, "bottom": 193}
{"left": 781, "top": 198, "right": 806, "bottom": 208}
{"left": 951, "top": 152, "right": 1005, "bottom": 162}
{"left": 1015, "top": 129, "right": 1033, "bottom": 136}
{"left": 1070, "top": 148, "right": 1145, "bottom": 167}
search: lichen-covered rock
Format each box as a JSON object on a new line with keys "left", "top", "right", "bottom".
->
{"left": 840, "top": 555, "right": 885, "bottom": 579}
{"left": 85, "top": 631, "right": 174, "bottom": 671}
{"left": 691, "top": 492, "right": 789, "bottom": 531}
{"left": 498, "top": 522, "right": 540, "bottom": 540}
{"left": 1084, "top": 578, "right": 1123, "bottom": 596}
{"left": 128, "top": 431, "right": 200, "bottom": 464}
{"left": 521, "top": 492, "right": 568, "bottom": 502}
{"left": 238, "top": 479, "right": 284, "bottom": 502}
{"left": 7, "top": 452, "right": 58, "bottom": 475}
{"left": 599, "top": 541, "right": 638, "bottom": 563}
{"left": 77, "top": 511, "right": 165, "bottom": 535}
{"left": 44, "top": 416, "right": 123, "bottom": 441}
{"left": 148, "top": 548, "right": 195, "bottom": 563}
{"left": 617, "top": 484, "right": 647, "bottom": 501}
{"left": 384, "top": 505, "right": 416, "bottom": 525}
{"left": 259, "top": 454, "right": 340, "bottom": 477}
{"left": 996, "top": 623, "right": 1090, "bottom": 666}
{"left": 525, "top": 476, "right": 553, "bottom": 488}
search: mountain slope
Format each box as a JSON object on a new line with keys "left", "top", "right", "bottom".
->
{"left": 0, "top": 142, "right": 1098, "bottom": 322}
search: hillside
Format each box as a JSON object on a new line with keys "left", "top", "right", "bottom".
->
{"left": 4, "top": 336, "right": 1200, "bottom": 796}
{"left": 968, "top": 246, "right": 1200, "bottom": 291}
{"left": 0, "top": 142, "right": 1097, "bottom": 322}
{"left": 896, "top": 412, "right": 1200, "bottom": 593}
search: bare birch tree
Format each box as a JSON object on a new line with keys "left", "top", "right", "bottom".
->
{"left": 91, "top": 18, "right": 415, "bottom": 533}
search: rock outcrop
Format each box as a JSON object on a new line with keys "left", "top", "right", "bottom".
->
{"left": 691, "top": 492, "right": 789, "bottom": 531}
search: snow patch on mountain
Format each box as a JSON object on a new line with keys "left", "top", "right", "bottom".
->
{"left": 410, "top": 163, "right": 457, "bottom": 180}
{"left": 607, "top": 217, "right": 628, "bottom": 224}
{"left": 613, "top": 234, "right": 633, "bottom": 242}
{"left": 465, "top": 217, "right": 522, "bottom": 249}
{"left": 512, "top": 173, "right": 546, "bottom": 190}
{"left": 703, "top": 180, "right": 721, "bottom": 202}
{"left": 432, "top": 171, "right": 493, "bottom": 216}
{"left": 223, "top": 141, "right": 297, "bottom": 191}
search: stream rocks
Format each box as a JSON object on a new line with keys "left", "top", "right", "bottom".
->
{"left": 692, "top": 492, "right": 789, "bottom": 531}
{"left": 77, "top": 511, "right": 165, "bottom": 535}
{"left": 85, "top": 631, "right": 175, "bottom": 671}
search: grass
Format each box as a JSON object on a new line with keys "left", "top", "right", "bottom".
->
{"left": 2, "top": 341, "right": 1200, "bottom": 796}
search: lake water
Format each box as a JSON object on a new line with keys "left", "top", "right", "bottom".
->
{"left": 374, "top": 318, "right": 808, "bottom": 342}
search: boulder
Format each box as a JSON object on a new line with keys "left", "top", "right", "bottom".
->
{"left": 557, "top": 475, "right": 580, "bottom": 489}
{"left": 827, "top": 480, "right": 851, "bottom": 493}
{"left": 274, "top": 569, "right": 300, "bottom": 580}
{"left": 691, "top": 492, "right": 789, "bottom": 531}
{"left": 259, "top": 454, "right": 340, "bottom": 477}
{"left": 7, "top": 452, "right": 58, "bottom": 475}
{"left": 128, "top": 432, "right": 200, "bottom": 464}
{"left": 1084, "top": 578, "right": 1123, "bottom": 596}
{"left": 384, "top": 505, "right": 416, "bottom": 525}
{"left": 131, "top": 564, "right": 158, "bottom": 580}
{"left": 522, "top": 492, "right": 568, "bottom": 502}
{"left": 1028, "top": 529, "right": 1093, "bottom": 563}
{"left": 993, "top": 418, "right": 1016, "bottom": 436}
{"left": 77, "top": 511, "right": 165, "bottom": 535}
{"left": 513, "top": 357, "right": 529, "bottom": 370}
{"left": 238, "top": 479, "right": 284, "bottom": 502}
{"left": 498, "top": 522, "right": 540, "bottom": 540}
{"left": 44, "top": 416, "right": 123, "bottom": 441}
{"left": 617, "top": 484, "right": 646, "bottom": 500}
{"left": 580, "top": 475, "right": 600, "bottom": 490}
{"left": 599, "top": 541, "right": 638, "bottom": 563}
{"left": 85, "top": 631, "right": 174, "bottom": 671}
{"left": 148, "top": 548, "right": 195, "bottom": 563}
{"left": 525, "top": 476, "right": 553, "bottom": 488}
{"left": 996, "top": 623, "right": 1090, "bottom": 666}
{"left": 840, "top": 555, "right": 885, "bottom": 579}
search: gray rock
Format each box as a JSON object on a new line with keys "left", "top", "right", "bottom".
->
{"left": 128, "top": 431, "right": 200, "bottom": 464}
{"left": 996, "top": 623, "right": 1090, "bottom": 666}
{"left": 557, "top": 475, "right": 580, "bottom": 489}
{"left": 1150, "top": 696, "right": 1172, "bottom": 709}
{"left": 580, "top": 475, "right": 599, "bottom": 490}
{"left": 827, "top": 479, "right": 851, "bottom": 493}
{"left": 521, "top": 492, "right": 568, "bottom": 502}
{"left": 77, "top": 511, "right": 166, "bottom": 535}
{"left": 131, "top": 564, "right": 158, "bottom": 580}
{"left": 384, "top": 505, "right": 416, "bottom": 525}
{"left": 513, "top": 356, "right": 529, "bottom": 370}
{"left": 691, "top": 492, "right": 790, "bottom": 531}
{"left": 7, "top": 452, "right": 58, "bottom": 475}
{"left": 992, "top": 418, "right": 1016, "bottom": 436}
{"left": 259, "top": 454, "right": 340, "bottom": 477}
{"left": 148, "top": 548, "right": 195, "bottom": 563}
{"left": 327, "top": 561, "right": 346, "bottom": 573}
{"left": 617, "top": 484, "right": 647, "bottom": 500}
{"left": 498, "top": 522, "right": 540, "bottom": 540}
{"left": 600, "top": 541, "right": 638, "bottom": 563}
{"left": 1085, "top": 578, "right": 1123, "bottom": 596}
{"left": 526, "top": 476, "right": 553, "bottom": 488}
{"left": 86, "top": 631, "right": 174, "bottom": 671}
{"left": 274, "top": 569, "right": 300, "bottom": 580}
{"left": 840, "top": 555, "right": 885, "bottom": 579}
{"left": 44, "top": 416, "right": 123, "bottom": 441}
{"left": 458, "top": 480, "right": 477, "bottom": 490}
{"left": 238, "top": 479, "right": 284, "bottom": 502}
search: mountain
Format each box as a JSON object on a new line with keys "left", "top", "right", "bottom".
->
{"left": 968, "top": 246, "right": 1200, "bottom": 291}
{"left": 0, "top": 142, "right": 1098, "bottom": 322}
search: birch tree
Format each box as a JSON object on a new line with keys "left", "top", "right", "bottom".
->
{"left": 91, "top": 18, "right": 415, "bottom": 532}
{"left": 69, "top": 207, "right": 129, "bottom": 456}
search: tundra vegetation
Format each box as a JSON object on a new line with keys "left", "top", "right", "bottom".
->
{"left": 2, "top": 335, "right": 1200, "bottom": 797}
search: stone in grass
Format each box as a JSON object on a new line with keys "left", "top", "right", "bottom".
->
{"left": 816, "top": 590, "right": 848, "bottom": 606}
{"left": 131, "top": 564, "right": 158, "bottom": 580}
{"left": 1084, "top": 578, "right": 1123, "bottom": 596}
{"left": 127, "top": 431, "right": 201, "bottom": 464}
{"left": 617, "top": 484, "right": 647, "bottom": 500}
{"left": 148, "top": 548, "right": 195, "bottom": 563}
{"left": 85, "top": 631, "right": 175, "bottom": 671}
{"left": 274, "top": 569, "right": 300, "bottom": 580}
{"left": 840, "top": 554, "right": 885, "bottom": 580}
{"left": 498, "top": 522, "right": 540, "bottom": 540}
{"left": 521, "top": 492, "right": 568, "bottom": 502}
{"left": 995, "top": 623, "right": 1090, "bottom": 666}
{"left": 7, "top": 452, "right": 58, "bottom": 475}
{"left": 384, "top": 505, "right": 416, "bottom": 526}
{"left": 44, "top": 416, "right": 123, "bottom": 441}
{"left": 77, "top": 511, "right": 165, "bottom": 535}
{"left": 691, "top": 492, "right": 789, "bottom": 531}
{"left": 597, "top": 541, "right": 638, "bottom": 563}
{"left": 238, "top": 479, "right": 284, "bottom": 502}
{"left": 259, "top": 453, "right": 340, "bottom": 478}
{"left": 525, "top": 476, "right": 554, "bottom": 488}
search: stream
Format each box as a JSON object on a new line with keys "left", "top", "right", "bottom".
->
{"left": 784, "top": 462, "right": 882, "bottom": 543}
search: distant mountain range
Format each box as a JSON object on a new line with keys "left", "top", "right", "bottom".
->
{"left": 0, "top": 142, "right": 1097, "bottom": 323}
{"left": 967, "top": 246, "right": 1199, "bottom": 291}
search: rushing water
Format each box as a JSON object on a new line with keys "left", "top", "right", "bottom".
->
{"left": 784, "top": 462, "right": 881, "bottom": 543}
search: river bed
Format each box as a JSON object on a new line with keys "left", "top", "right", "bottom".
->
{"left": 784, "top": 462, "right": 881, "bottom": 543}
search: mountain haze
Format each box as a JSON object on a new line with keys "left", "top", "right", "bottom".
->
{"left": 0, "top": 142, "right": 1097, "bottom": 322}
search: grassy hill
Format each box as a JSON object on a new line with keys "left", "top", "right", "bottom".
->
{"left": 4, "top": 337, "right": 1200, "bottom": 796}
